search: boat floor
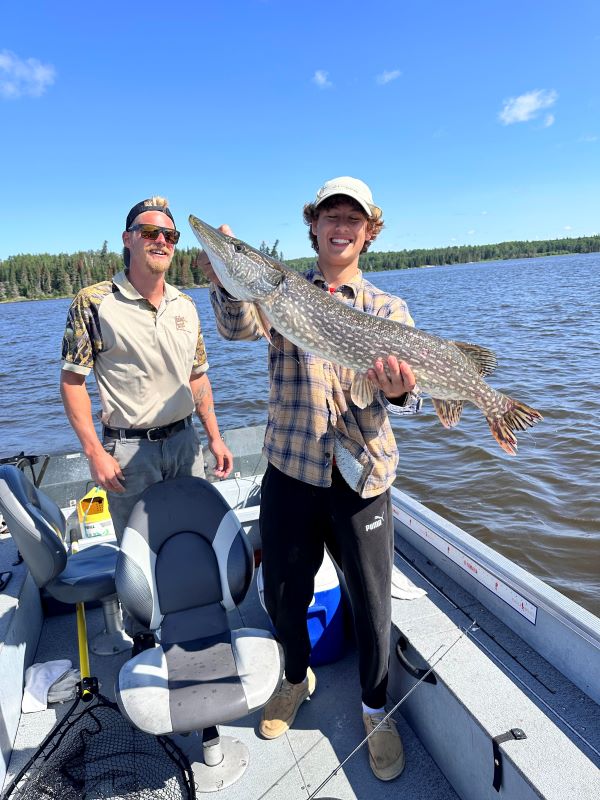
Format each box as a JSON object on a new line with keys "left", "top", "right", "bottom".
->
{"left": 4, "top": 576, "right": 459, "bottom": 800}
{"left": 3, "top": 524, "right": 599, "bottom": 799}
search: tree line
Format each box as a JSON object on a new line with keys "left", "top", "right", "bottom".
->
{"left": 1, "top": 234, "right": 598, "bottom": 302}
{"left": 0, "top": 243, "right": 210, "bottom": 302}
{"left": 287, "top": 234, "right": 600, "bottom": 272}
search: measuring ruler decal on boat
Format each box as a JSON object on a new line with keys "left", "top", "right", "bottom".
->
{"left": 392, "top": 503, "right": 538, "bottom": 624}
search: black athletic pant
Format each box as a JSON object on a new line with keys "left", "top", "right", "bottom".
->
{"left": 260, "top": 463, "right": 393, "bottom": 709}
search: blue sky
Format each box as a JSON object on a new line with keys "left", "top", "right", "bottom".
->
{"left": 1, "top": 0, "right": 598, "bottom": 261}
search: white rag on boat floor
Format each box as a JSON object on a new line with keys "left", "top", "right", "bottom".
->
{"left": 391, "top": 565, "right": 427, "bottom": 600}
{"left": 47, "top": 667, "right": 80, "bottom": 703}
{"left": 22, "top": 659, "right": 72, "bottom": 712}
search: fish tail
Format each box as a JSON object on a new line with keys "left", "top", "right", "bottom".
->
{"left": 486, "top": 398, "right": 544, "bottom": 456}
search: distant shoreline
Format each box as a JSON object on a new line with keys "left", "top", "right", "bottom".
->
{"left": 1, "top": 240, "right": 598, "bottom": 304}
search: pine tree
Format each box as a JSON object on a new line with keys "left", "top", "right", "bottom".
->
{"left": 55, "top": 267, "right": 73, "bottom": 296}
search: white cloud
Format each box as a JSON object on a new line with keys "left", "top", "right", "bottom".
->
{"left": 313, "top": 70, "right": 333, "bottom": 89}
{"left": 0, "top": 50, "right": 56, "bottom": 99}
{"left": 579, "top": 134, "right": 598, "bottom": 143}
{"left": 543, "top": 113, "right": 555, "bottom": 127}
{"left": 467, "top": 229, "right": 476, "bottom": 235}
{"left": 564, "top": 225, "right": 573, "bottom": 231}
{"left": 376, "top": 69, "right": 401, "bottom": 85}
{"left": 498, "top": 89, "right": 557, "bottom": 125}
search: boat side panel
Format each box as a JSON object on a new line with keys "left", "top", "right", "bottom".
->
{"left": 388, "top": 553, "right": 600, "bottom": 800}
{"left": 391, "top": 487, "right": 600, "bottom": 704}
{"left": 0, "top": 569, "right": 43, "bottom": 792}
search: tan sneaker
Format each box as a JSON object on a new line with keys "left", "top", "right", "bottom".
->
{"left": 259, "top": 668, "right": 316, "bottom": 739}
{"left": 363, "top": 711, "right": 405, "bottom": 781}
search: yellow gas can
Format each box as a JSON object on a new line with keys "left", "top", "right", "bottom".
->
{"left": 76, "top": 487, "right": 115, "bottom": 544}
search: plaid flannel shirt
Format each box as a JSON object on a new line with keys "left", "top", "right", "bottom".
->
{"left": 210, "top": 267, "right": 417, "bottom": 498}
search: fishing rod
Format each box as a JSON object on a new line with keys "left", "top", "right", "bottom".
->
{"left": 305, "top": 621, "right": 477, "bottom": 800}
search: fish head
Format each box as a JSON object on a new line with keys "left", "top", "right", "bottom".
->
{"left": 188, "top": 214, "right": 284, "bottom": 301}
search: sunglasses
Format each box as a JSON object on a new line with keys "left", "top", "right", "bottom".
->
{"left": 128, "top": 224, "right": 180, "bottom": 245}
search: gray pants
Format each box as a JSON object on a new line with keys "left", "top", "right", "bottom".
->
{"left": 103, "top": 423, "right": 205, "bottom": 636}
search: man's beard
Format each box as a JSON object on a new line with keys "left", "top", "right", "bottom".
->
{"left": 145, "top": 251, "right": 173, "bottom": 274}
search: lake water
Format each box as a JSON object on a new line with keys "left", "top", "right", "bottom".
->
{"left": 1, "top": 253, "right": 598, "bottom": 616}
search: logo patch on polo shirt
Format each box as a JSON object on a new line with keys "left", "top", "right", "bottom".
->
{"left": 175, "top": 315, "right": 188, "bottom": 331}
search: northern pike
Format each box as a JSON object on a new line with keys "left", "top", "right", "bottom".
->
{"left": 189, "top": 215, "right": 543, "bottom": 455}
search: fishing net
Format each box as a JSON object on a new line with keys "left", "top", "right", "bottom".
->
{"left": 3, "top": 693, "right": 196, "bottom": 800}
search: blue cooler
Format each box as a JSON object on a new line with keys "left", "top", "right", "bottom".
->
{"left": 257, "top": 550, "right": 345, "bottom": 666}
{"left": 307, "top": 551, "right": 345, "bottom": 665}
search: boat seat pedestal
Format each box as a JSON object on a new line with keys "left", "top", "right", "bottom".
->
{"left": 90, "top": 594, "right": 131, "bottom": 655}
{"left": 173, "top": 728, "right": 250, "bottom": 793}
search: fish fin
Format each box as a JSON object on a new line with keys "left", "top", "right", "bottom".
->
{"left": 451, "top": 341, "right": 498, "bottom": 376}
{"left": 250, "top": 303, "right": 273, "bottom": 343}
{"left": 351, "top": 374, "right": 375, "bottom": 409}
{"left": 486, "top": 398, "right": 543, "bottom": 455}
{"left": 431, "top": 398, "right": 465, "bottom": 428}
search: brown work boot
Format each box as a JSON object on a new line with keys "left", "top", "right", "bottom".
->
{"left": 363, "top": 711, "right": 405, "bottom": 781}
{"left": 259, "top": 668, "right": 316, "bottom": 739}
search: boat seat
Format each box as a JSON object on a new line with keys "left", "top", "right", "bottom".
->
{"left": 0, "top": 465, "right": 130, "bottom": 655}
{"left": 114, "top": 476, "right": 282, "bottom": 792}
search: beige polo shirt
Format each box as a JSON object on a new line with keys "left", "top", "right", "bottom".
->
{"left": 61, "top": 271, "right": 208, "bottom": 429}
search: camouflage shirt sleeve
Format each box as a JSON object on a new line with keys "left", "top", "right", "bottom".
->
{"left": 61, "top": 284, "right": 108, "bottom": 375}
{"left": 192, "top": 316, "right": 209, "bottom": 374}
{"left": 177, "top": 292, "right": 209, "bottom": 375}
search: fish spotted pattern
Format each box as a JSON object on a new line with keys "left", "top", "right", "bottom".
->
{"left": 189, "top": 215, "right": 543, "bottom": 455}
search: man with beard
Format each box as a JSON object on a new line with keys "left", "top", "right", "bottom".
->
{"left": 60, "top": 196, "right": 232, "bottom": 649}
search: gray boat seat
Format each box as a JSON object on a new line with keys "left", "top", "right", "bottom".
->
{"left": 114, "top": 476, "right": 282, "bottom": 791}
{"left": 0, "top": 465, "right": 130, "bottom": 655}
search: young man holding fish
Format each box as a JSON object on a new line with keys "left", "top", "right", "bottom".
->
{"left": 198, "top": 177, "right": 419, "bottom": 781}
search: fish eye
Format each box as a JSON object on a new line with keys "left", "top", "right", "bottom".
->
{"left": 234, "top": 242, "right": 244, "bottom": 252}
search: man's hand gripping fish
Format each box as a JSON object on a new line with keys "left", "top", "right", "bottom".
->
{"left": 189, "top": 215, "right": 543, "bottom": 455}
